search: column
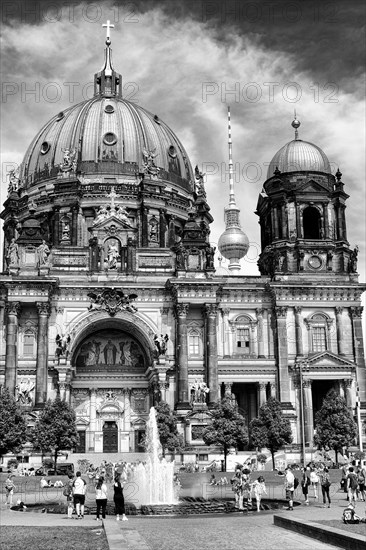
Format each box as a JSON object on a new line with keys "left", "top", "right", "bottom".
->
{"left": 341, "top": 205, "right": 347, "bottom": 241}
{"left": 335, "top": 307, "right": 345, "bottom": 355}
{"left": 35, "top": 302, "right": 51, "bottom": 407}
{"left": 294, "top": 306, "right": 304, "bottom": 357}
{"left": 126, "top": 237, "right": 136, "bottom": 274}
{"left": 53, "top": 207, "right": 60, "bottom": 245}
{"left": 176, "top": 303, "right": 189, "bottom": 406}
{"left": 89, "top": 237, "right": 99, "bottom": 271}
{"left": 295, "top": 203, "right": 302, "bottom": 238}
{"left": 270, "top": 382, "right": 276, "bottom": 398}
{"left": 205, "top": 304, "right": 219, "bottom": 404}
{"left": 344, "top": 379, "right": 353, "bottom": 409}
{"left": 249, "top": 321, "right": 256, "bottom": 356}
{"left": 142, "top": 206, "right": 149, "bottom": 247}
{"left": 4, "top": 302, "right": 21, "bottom": 395}
{"left": 159, "top": 209, "right": 166, "bottom": 248}
{"left": 258, "top": 382, "right": 267, "bottom": 407}
{"left": 303, "top": 379, "right": 314, "bottom": 446}
{"left": 274, "top": 306, "right": 290, "bottom": 402}
{"left": 89, "top": 388, "right": 97, "bottom": 451}
{"left": 281, "top": 202, "right": 288, "bottom": 239}
{"left": 323, "top": 202, "right": 329, "bottom": 238}
{"left": 350, "top": 306, "right": 366, "bottom": 402}
{"left": 221, "top": 308, "right": 230, "bottom": 357}
{"left": 256, "top": 308, "right": 265, "bottom": 357}
{"left": 71, "top": 204, "right": 79, "bottom": 246}
{"left": 273, "top": 206, "right": 279, "bottom": 239}
{"left": 224, "top": 382, "right": 233, "bottom": 397}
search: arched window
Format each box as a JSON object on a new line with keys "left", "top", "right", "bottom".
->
{"left": 303, "top": 206, "right": 321, "bottom": 239}
{"left": 230, "top": 315, "right": 256, "bottom": 356}
{"left": 305, "top": 313, "right": 333, "bottom": 353}
{"left": 187, "top": 325, "right": 203, "bottom": 358}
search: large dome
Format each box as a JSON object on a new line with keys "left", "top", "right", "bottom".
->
{"left": 266, "top": 139, "right": 332, "bottom": 179}
{"left": 21, "top": 97, "right": 193, "bottom": 190}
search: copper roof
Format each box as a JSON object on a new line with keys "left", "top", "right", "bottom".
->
{"left": 266, "top": 139, "right": 332, "bottom": 179}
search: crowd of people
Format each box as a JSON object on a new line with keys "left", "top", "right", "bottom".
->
{"left": 229, "top": 467, "right": 267, "bottom": 512}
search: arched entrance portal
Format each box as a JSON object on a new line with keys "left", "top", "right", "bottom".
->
{"left": 68, "top": 312, "right": 157, "bottom": 454}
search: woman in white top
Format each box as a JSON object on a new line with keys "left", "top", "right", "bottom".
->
{"left": 251, "top": 476, "right": 267, "bottom": 512}
{"left": 310, "top": 467, "right": 319, "bottom": 499}
{"left": 95, "top": 475, "right": 108, "bottom": 520}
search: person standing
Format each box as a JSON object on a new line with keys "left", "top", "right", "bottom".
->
{"left": 73, "top": 471, "right": 87, "bottom": 519}
{"left": 301, "top": 467, "right": 311, "bottom": 505}
{"left": 310, "top": 466, "right": 319, "bottom": 499}
{"left": 346, "top": 466, "right": 358, "bottom": 505}
{"left": 95, "top": 476, "right": 108, "bottom": 521}
{"left": 319, "top": 467, "right": 331, "bottom": 508}
{"left": 285, "top": 466, "right": 295, "bottom": 511}
{"left": 5, "top": 477, "right": 16, "bottom": 506}
{"left": 356, "top": 466, "right": 366, "bottom": 502}
{"left": 64, "top": 473, "right": 74, "bottom": 519}
{"left": 114, "top": 473, "right": 128, "bottom": 521}
{"left": 251, "top": 476, "right": 267, "bottom": 512}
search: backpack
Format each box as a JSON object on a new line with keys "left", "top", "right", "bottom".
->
{"left": 357, "top": 470, "right": 365, "bottom": 484}
{"left": 343, "top": 507, "right": 359, "bottom": 524}
{"left": 294, "top": 477, "right": 299, "bottom": 489}
{"left": 349, "top": 473, "right": 358, "bottom": 490}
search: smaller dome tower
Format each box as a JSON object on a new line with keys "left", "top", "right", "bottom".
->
{"left": 218, "top": 107, "right": 249, "bottom": 273}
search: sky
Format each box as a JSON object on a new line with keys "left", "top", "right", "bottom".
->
{"left": 1, "top": 0, "right": 365, "bottom": 286}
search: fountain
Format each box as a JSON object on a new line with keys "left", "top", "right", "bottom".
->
{"left": 130, "top": 407, "right": 177, "bottom": 506}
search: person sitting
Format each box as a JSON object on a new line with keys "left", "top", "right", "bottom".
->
{"left": 40, "top": 477, "right": 53, "bottom": 488}
{"left": 342, "top": 502, "right": 364, "bottom": 524}
{"left": 209, "top": 474, "right": 216, "bottom": 485}
{"left": 54, "top": 479, "right": 64, "bottom": 488}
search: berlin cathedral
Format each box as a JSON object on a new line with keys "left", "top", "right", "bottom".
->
{"left": 1, "top": 25, "right": 365, "bottom": 462}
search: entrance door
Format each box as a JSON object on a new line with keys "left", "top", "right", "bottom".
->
{"left": 76, "top": 431, "right": 86, "bottom": 453}
{"left": 103, "top": 421, "right": 118, "bottom": 453}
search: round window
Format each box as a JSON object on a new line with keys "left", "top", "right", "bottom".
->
{"left": 40, "top": 141, "right": 51, "bottom": 155}
{"left": 104, "top": 105, "right": 115, "bottom": 114}
{"left": 56, "top": 111, "right": 64, "bottom": 121}
{"left": 168, "top": 145, "right": 177, "bottom": 158}
{"left": 103, "top": 132, "right": 117, "bottom": 145}
{"left": 154, "top": 114, "right": 160, "bottom": 124}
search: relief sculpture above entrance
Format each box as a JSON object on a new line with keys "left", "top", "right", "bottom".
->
{"left": 75, "top": 329, "right": 145, "bottom": 371}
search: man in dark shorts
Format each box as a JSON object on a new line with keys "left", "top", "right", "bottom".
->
{"left": 73, "top": 471, "right": 87, "bottom": 518}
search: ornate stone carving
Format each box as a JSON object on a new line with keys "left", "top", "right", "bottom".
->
{"left": 348, "top": 245, "right": 359, "bottom": 273}
{"left": 190, "top": 379, "right": 210, "bottom": 404}
{"left": 274, "top": 306, "right": 288, "bottom": 318}
{"left": 344, "top": 378, "right": 353, "bottom": 389}
{"left": 6, "top": 301, "right": 21, "bottom": 316}
{"left": 194, "top": 165, "right": 206, "bottom": 198}
{"left": 203, "top": 304, "right": 218, "bottom": 317}
{"left": 153, "top": 334, "right": 169, "bottom": 356}
{"left": 335, "top": 307, "right": 343, "bottom": 315}
{"left": 255, "top": 308, "right": 264, "bottom": 318}
{"left": 36, "top": 302, "right": 51, "bottom": 316}
{"left": 175, "top": 303, "right": 189, "bottom": 317}
{"left": 8, "top": 167, "right": 20, "bottom": 195}
{"left": 303, "top": 378, "right": 312, "bottom": 389}
{"left": 6, "top": 238, "right": 20, "bottom": 267}
{"left": 36, "top": 240, "right": 51, "bottom": 267}
{"left": 350, "top": 306, "right": 363, "bottom": 318}
{"left": 294, "top": 306, "right": 302, "bottom": 314}
{"left": 15, "top": 377, "right": 35, "bottom": 405}
{"left": 87, "top": 288, "right": 138, "bottom": 316}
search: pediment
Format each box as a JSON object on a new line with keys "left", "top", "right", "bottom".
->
{"left": 307, "top": 351, "right": 356, "bottom": 368}
{"left": 93, "top": 215, "right": 133, "bottom": 230}
{"left": 297, "top": 179, "right": 329, "bottom": 194}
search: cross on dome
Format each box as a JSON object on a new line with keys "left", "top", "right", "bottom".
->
{"left": 102, "top": 20, "right": 115, "bottom": 44}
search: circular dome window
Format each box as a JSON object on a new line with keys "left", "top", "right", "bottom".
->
{"left": 154, "top": 114, "right": 160, "bottom": 124}
{"left": 104, "top": 105, "right": 115, "bottom": 114}
{"left": 103, "top": 132, "right": 117, "bottom": 146}
{"left": 40, "top": 141, "right": 51, "bottom": 155}
{"left": 168, "top": 145, "right": 177, "bottom": 158}
{"left": 56, "top": 111, "right": 64, "bottom": 121}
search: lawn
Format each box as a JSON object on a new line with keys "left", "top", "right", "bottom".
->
{"left": 0, "top": 527, "right": 109, "bottom": 550}
{"left": 317, "top": 519, "right": 366, "bottom": 537}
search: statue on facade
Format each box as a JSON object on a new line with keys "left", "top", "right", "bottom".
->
{"left": 103, "top": 339, "right": 117, "bottom": 365}
{"left": 191, "top": 379, "right": 210, "bottom": 404}
{"left": 61, "top": 219, "right": 70, "bottom": 241}
{"left": 6, "top": 238, "right": 19, "bottom": 266}
{"left": 94, "top": 205, "right": 108, "bottom": 224}
{"left": 149, "top": 217, "right": 159, "bottom": 242}
{"left": 194, "top": 165, "right": 206, "bottom": 198}
{"left": 36, "top": 240, "right": 51, "bottom": 267}
{"left": 348, "top": 245, "right": 359, "bottom": 273}
{"left": 205, "top": 245, "right": 216, "bottom": 269}
{"left": 60, "top": 148, "right": 77, "bottom": 172}
{"left": 15, "top": 377, "right": 35, "bottom": 405}
{"left": 142, "top": 147, "right": 160, "bottom": 177}
{"left": 174, "top": 241, "right": 187, "bottom": 270}
{"left": 119, "top": 340, "right": 132, "bottom": 366}
{"left": 153, "top": 334, "right": 169, "bottom": 356}
{"left": 88, "top": 288, "right": 138, "bottom": 316}
{"left": 8, "top": 167, "right": 20, "bottom": 195}
{"left": 107, "top": 242, "right": 119, "bottom": 269}
{"left": 55, "top": 333, "right": 71, "bottom": 362}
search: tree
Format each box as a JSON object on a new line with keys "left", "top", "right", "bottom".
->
{"left": 0, "top": 388, "right": 28, "bottom": 457}
{"left": 202, "top": 398, "right": 248, "bottom": 471}
{"left": 153, "top": 401, "right": 184, "bottom": 457}
{"left": 314, "top": 389, "right": 357, "bottom": 464}
{"left": 250, "top": 397, "right": 293, "bottom": 470}
{"left": 31, "top": 397, "right": 79, "bottom": 471}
